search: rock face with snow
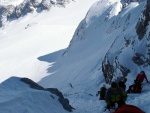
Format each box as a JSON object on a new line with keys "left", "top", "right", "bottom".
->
{"left": 136, "top": 0, "right": 150, "bottom": 39}
{"left": 39, "top": 0, "right": 150, "bottom": 88}
{"left": 62, "top": 0, "right": 142, "bottom": 84}
{"left": 0, "top": 0, "right": 73, "bottom": 27}
{"left": 100, "top": 0, "right": 150, "bottom": 83}
{"left": 38, "top": 1, "right": 150, "bottom": 112}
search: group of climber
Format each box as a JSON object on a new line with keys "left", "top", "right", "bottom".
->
{"left": 96, "top": 71, "right": 149, "bottom": 112}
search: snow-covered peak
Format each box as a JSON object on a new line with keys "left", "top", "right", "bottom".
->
{"left": 85, "top": 0, "right": 122, "bottom": 27}
{"left": 0, "top": 77, "right": 74, "bottom": 113}
{"left": 0, "top": 76, "right": 30, "bottom": 90}
{"left": 39, "top": 0, "right": 147, "bottom": 90}
{"left": 0, "top": 0, "right": 99, "bottom": 83}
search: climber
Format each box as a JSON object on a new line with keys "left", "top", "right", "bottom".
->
{"left": 118, "top": 78, "right": 127, "bottom": 91}
{"left": 136, "top": 71, "right": 149, "bottom": 83}
{"left": 127, "top": 79, "right": 142, "bottom": 93}
{"left": 105, "top": 82, "right": 127, "bottom": 110}
{"left": 96, "top": 84, "right": 107, "bottom": 100}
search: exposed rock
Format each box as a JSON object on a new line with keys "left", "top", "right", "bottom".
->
{"left": 0, "top": 6, "right": 5, "bottom": 27}
{"left": 46, "top": 88, "right": 75, "bottom": 112}
{"left": 5, "top": 5, "right": 15, "bottom": 16}
{"left": 40, "top": 0, "right": 51, "bottom": 11}
{"left": 31, "top": 0, "right": 40, "bottom": 7}
{"left": 132, "top": 53, "right": 145, "bottom": 65}
{"left": 136, "top": 0, "right": 150, "bottom": 40}
{"left": 146, "top": 0, "right": 150, "bottom": 23}
{"left": 21, "top": 78, "right": 44, "bottom": 90}
{"left": 0, "top": 0, "right": 73, "bottom": 27}
{"left": 102, "top": 59, "right": 114, "bottom": 84}
{"left": 136, "top": 19, "right": 146, "bottom": 40}
{"left": 0, "top": 5, "right": 15, "bottom": 27}
{"left": 15, "top": 5, "right": 22, "bottom": 18}
{"left": 58, "top": 98, "right": 74, "bottom": 112}
{"left": 102, "top": 57, "right": 130, "bottom": 84}
{"left": 46, "top": 88, "right": 64, "bottom": 98}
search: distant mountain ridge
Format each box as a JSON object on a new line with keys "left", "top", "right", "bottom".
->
{"left": 0, "top": 0, "right": 73, "bottom": 27}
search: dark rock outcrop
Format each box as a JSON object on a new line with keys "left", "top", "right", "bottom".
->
{"left": 136, "top": 0, "right": 150, "bottom": 40}
{"left": 102, "top": 59, "right": 114, "bottom": 84}
{"left": 46, "top": 88, "right": 63, "bottom": 98}
{"left": 21, "top": 78, "right": 44, "bottom": 90}
{"left": 46, "top": 88, "right": 75, "bottom": 112}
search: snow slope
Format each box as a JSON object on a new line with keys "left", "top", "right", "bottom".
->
{"left": 39, "top": 0, "right": 145, "bottom": 91}
{"left": 0, "top": 77, "right": 72, "bottom": 113}
{"left": 0, "top": 0, "right": 99, "bottom": 83}
{"left": 39, "top": 0, "right": 150, "bottom": 112}
{"left": 0, "top": 0, "right": 150, "bottom": 113}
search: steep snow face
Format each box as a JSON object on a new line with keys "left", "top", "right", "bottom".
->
{"left": 39, "top": 0, "right": 146, "bottom": 88}
{"left": 39, "top": 0, "right": 150, "bottom": 112}
{"left": 0, "top": 77, "right": 71, "bottom": 113}
{"left": 0, "top": 0, "right": 99, "bottom": 83}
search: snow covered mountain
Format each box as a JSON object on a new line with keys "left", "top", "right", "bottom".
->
{"left": 39, "top": 0, "right": 150, "bottom": 89}
{"left": 0, "top": 0, "right": 150, "bottom": 113}
{"left": 38, "top": 0, "right": 150, "bottom": 112}
{"left": 0, "top": 0, "right": 99, "bottom": 83}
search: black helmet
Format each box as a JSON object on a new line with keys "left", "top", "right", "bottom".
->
{"left": 140, "top": 71, "right": 145, "bottom": 75}
{"left": 111, "top": 82, "right": 118, "bottom": 88}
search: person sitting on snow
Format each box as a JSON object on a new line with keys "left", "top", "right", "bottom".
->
{"left": 96, "top": 84, "right": 107, "bottom": 100}
{"left": 105, "top": 82, "right": 127, "bottom": 110}
{"left": 127, "top": 79, "right": 142, "bottom": 93}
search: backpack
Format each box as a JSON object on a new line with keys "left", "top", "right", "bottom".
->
{"left": 118, "top": 81, "right": 126, "bottom": 91}
{"left": 99, "top": 87, "right": 107, "bottom": 100}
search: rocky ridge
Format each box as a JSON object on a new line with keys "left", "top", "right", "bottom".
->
{"left": 0, "top": 0, "right": 73, "bottom": 27}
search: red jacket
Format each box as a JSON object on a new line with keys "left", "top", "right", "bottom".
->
{"left": 113, "top": 104, "right": 145, "bottom": 113}
{"left": 136, "top": 73, "right": 148, "bottom": 82}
